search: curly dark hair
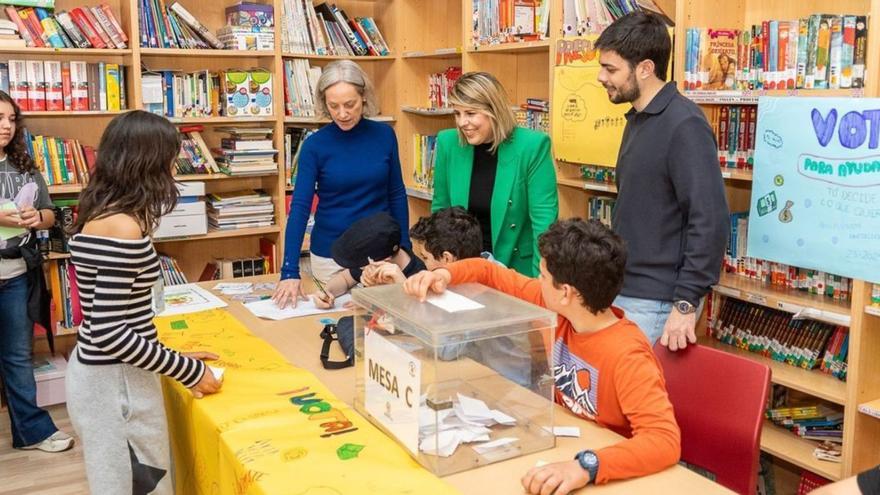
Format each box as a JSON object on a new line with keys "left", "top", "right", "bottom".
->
{"left": 410, "top": 206, "right": 482, "bottom": 260}
{"left": 0, "top": 91, "right": 37, "bottom": 173}
{"left": 73, "top": 110, "right": 181, "bottom": 234}
{"left": 538, "top": 218, "right": 627, "bottom": 314}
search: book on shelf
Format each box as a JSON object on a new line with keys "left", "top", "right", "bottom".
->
{"left": 176, "top": 125, "right": 219, "bottom": 175}
{"left": 412, "top": 133, "right": 437, "bottom": 192}
{"left": 2, "top": 4, "right": 127, "bottom": 49}
{"left": 685, "top": 14, "right": 868, "bottom": 91}
{"left": 279, "top": 0, "right": 389, "bottom": 56}
{"left": 141, "top": 68, "right": 272, "bottom": 118}
{"left": 587, "top": 196, "right": 615, "bottom": 228}
{"left": 282, "top": 58, "right": 321, "bottom": 117}
{"left": 137, "top": 0, "right": 223, "bottom": 49}
{"left": 158, "top": 253, "right": 188, "bottom": 285}
{"left": 2, "top": 60, "right": 126, "bottom": 112}
{"left": 710, "top": 297, "right": 849, "bottom": 381}
{"left": 218, "top": 2, "right": 274, "bottom": 50}
{"left": 708, "top": 104, "right": 757, "bottom": 170}
{"left": 475, "top": 0, "right": 550, "bottom": 45}
{"left": 427, "top": 66, "right": 462, "bottom": 109}
{"left": 562, "top": 0, "right": 666, "bottom": 37}
{"left": 47, "top": 257, "right": 81, "bottom": 330}
{"left": 23, "top": 129, "right": 94, "bottom": 186}
{"left": 284, "top": 126, "right": 314, "bottom": 187}
{"left": 514, "top": 98, "right": 550, "bottom": 134}
{"left": 206, "top": 189, "right": 274, "bottom": 231}
{"left": 213, "top": 127, "right": 277, "bottom": 176}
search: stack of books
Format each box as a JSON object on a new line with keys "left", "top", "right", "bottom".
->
{"left": 711, "top": 298, "right": 849, "bottom": 381}
{"left": 213, "top": 127, "right": 277, "bottom": 176}
{"left": 767, "top": 405, "right": 844, "bottom": 444}
{"left": 138, "top": 0, "right": 224, "bottom": 49}
{"left": 280, "top": 0, "right": 390, "bottom": 56}
{"left": 218, "top": 2, "right": 273, "bottom": 50}
{"left": 0, "top": 18, "right": 25, "bottom": 47}
{"left": 284, "top": 127, "right": 315, "bottom": 187}
{"left": 24, "top": 129, "right": 94, "bottom": 186}
{"left": 1, "top": 60, "right": 127, "bottom": 112}
{"left": 3, "top": 4, "right": 128, "bottom": 49}
{"left": 207, "top": 189, "right": 274, "bottom": 231}
{"left": 282, "top": 58, "right": 321, "bottom": 117}
{"left": 684, "top": 15, "right": 869, "bottom": 91}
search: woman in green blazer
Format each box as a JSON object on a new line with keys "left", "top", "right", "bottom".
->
{"left": 432, "top": 72, "right": 558, "bottom": 276}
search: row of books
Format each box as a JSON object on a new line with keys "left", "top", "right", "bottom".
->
{"left": 515, "top": 98, "right": 550, "bottom": 134}
{"left": 587, "top": 196, "right": 615, "bottom": 228}
{"left": 580, "top": 164, "right": 616, "bottom": 185}
{"left": 282, "top": 58, "right": 321, "bottom": 117}
{"left": 724, "top": 211, "right": 853, "bottom": 301}
{"left": 561, "top": 0, "right": 671, "bottom": 37}
{"left": 284, "top": 126, "right": 315, "bottom": 187}
{"left": 138, "top": 0, "right": 223, "bottom": 49}
{"left": 427, "top": 66, "right": 462, "bottom": 109}
{"left": 207, "top": 189, "right": 274, "bottom": 231}
{"left": 472, "top": 0, "right": 550, "bottom": 46}
{"left": 213, "top": 126, "right": 277, "bottom": 176}
{"left": 280, "top": 0, "right": 389, "bottom": 56}
{"left": 48, "top": 258, "right": 80, "bottom": 330}
{"left": 709, "top": 105, "right": 756, "bottom": 170}
{"left": 176, "top": 126, "right": 217, "bottom": 175}
{"left": 684, "top": 15, "right": 869, "bottom": 92}
{"left": 1, "top": 60, "right": 126, "bottom": 112}
{"left": 158, "top": 254, "right": 188, "bottom": 286}
{"left": 141, "top": 69, "right": 273, "bottom": 118}
{"left": 412, "top": 133, "right": 437, "bottom": 192}
{"left": 710, "top": 298, "right": 849, "bottom": 381}
{"left": 3, "top": 4, "right": 128, "bottom": 49}
{"left": 24, "top": 129, "right": 95, "bottom": 186}
{"left": 767, "top": 404, "right": 844, "bottom": 444}
{"left": 200, "top": 254, "right": 272, "bottom": 281}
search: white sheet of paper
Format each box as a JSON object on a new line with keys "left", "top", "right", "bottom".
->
{"left": 244, "top": 294, "right": 352, "bottom": 320}
{"left": 472, "top": 437, "right": 518, "bottom": 454}
{"left": 490, "top": 409, "right": 517, "bottom": 426}
{"left": 213, "top": 282, "right": 253, "bottom": 295}
{"left": 158, "top": 284, "right": 228, "bottom": 317}
{"left": 208, "top": 366, "right": 225, "bottom": 381}
{"left": 419, "top": 430, "right": 461, "bottom": 457}
{"left": 426, "top": 290, "right": 484, "bottom": 313}
{"left": 543, "top": 426, "right": 581, "bottom": 438}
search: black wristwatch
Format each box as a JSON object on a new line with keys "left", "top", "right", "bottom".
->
{"left": 674, "top": 300, "right": 696, "bottom": 315}
{"left": 574, "top": 449, "right": 599, "bottom": 484}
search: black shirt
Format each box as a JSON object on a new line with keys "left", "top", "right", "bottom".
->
{"left": 859, "top": 465, "right": 880, "bottom": 495}
{"left": 349, "top": 246, "right": 426, "bottom": 283}
{"left": 612, "top": 82, "right": 730, "bottom": 306}
{"left": 468, "top": 143, "right": 497, "bottom": 252}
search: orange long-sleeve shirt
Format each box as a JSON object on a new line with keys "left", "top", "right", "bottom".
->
{"left": 447, "top": 258, "right": 681, "bottom": 484}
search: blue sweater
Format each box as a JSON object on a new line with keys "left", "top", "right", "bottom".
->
{"left": 281, "top": 118, "right": 410, "bottom": 279}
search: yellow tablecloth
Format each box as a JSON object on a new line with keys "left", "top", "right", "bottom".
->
{"left": 156, "top": 308, "right": 454, "bottom": 495}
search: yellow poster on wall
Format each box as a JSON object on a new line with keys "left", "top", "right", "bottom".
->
{"left": 552, "top": 35, "right": 628, "bottom": 168}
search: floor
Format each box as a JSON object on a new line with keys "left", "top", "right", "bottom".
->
{"left": 0, "top": 404, "right": 89, "bottom": 494}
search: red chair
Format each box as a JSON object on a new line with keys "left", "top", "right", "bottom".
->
{"left": 654, "top": 342, "right": 771, "bottom": 495}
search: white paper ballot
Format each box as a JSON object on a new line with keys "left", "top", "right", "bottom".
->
{"left": 426, "top": 290, "right": 485, "bottom": 313}
{"left": 472, "top": 437, "right": 518, "bottom": 454}
{"left": 542, "top": 426, "right": 581, "bottom": 438}
{"left": 208, "top": 366, "right": 225, "bottom": 381}
{"left": 244, "top": 294, "right": 352, "bottom": 320}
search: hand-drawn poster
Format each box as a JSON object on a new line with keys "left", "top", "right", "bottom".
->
{"left": 552, "top": 35, "right": 626, "bottom": 167}
{"left": 749, "top": 97, "right": 880, "bottom": 283}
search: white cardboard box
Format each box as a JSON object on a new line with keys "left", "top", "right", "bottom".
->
{"left": 176, "top": 181, "right": 205, "bottom": 197}
{"left": 154, "top": 201, "right": 207, "bottom": 239}
{"left": 34, "top": 354, "right": 68, "bottom": 407}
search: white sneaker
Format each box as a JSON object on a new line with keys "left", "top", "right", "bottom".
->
{"left": 21, "top": 431, "right": 74, "bottom": 452}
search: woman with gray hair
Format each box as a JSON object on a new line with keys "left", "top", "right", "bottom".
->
{"left": 273, "top": 60, "right": 409, "bottom": 308}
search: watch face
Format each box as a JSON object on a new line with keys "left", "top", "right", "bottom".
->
{"left": 676, "top": 301, "right": 695, "bottom": 314}
{"left": 582, "top": 451, "right": 598, "bottom": 466}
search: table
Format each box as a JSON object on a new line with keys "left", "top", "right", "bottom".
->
{"left": 160, "top": 275, "right": 732, "bottom": 494}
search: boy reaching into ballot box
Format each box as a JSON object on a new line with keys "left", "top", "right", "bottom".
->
{"left": 404, "top": 218, "right": 681, "bottom": 493}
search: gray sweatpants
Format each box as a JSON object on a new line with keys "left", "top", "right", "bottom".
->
{"left": 66, "top": 349, "right": 174, "bottom": 495}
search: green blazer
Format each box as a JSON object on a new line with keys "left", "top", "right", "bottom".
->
{"left": 432, "top": 127, "right": 559, "bottom": 276}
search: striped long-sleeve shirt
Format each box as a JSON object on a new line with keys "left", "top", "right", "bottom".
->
{"left": 69, "top": 234, "right": 205, "bottom": 388}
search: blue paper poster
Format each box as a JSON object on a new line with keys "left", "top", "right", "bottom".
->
{"left": 749, "top": 97, "right": 880, "bottom": 283}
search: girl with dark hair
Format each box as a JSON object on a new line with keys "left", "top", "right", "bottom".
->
{"left": 65, "top": 110, "right": 221, "bottom": 494}
{"left": 0, "top": 91, "right": 73, "bottom": 452}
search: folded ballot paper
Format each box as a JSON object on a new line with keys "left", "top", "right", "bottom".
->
{"left": 418, "top": 393, "right": 518, "bottom": 457}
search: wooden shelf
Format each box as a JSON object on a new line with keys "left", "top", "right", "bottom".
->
{"left": 859, "top": 399, "right": 880, "bottom": 419}
{"left": 174, "top": 173, "right": 277, "bottom": 181}
{"left": 0, "top": 48, "right": 132, "bottom": 55}
{"left": 761, "top": 420, "right": 842, "bottom": 481}
{"left": 468, "top": 40, "right": 550, "bottom": 53}
{"left": 140, "top": 48, "right": 275, "bottom": 57}
{"left": 23, "top": 110, "right": 128, "bottom": 117}
{"left": 685, "top": 88, "right": 865, "bottom": 105}
{"left": 284, "top": 115, "right": 395, "bottom": 124}
{"left": 46, "top": 252, "right": 71, "bottom": 260}
{"left": 56, "top": 325, "right": 78, "bottom": 336}
{"left": 168, "top": 116, "right": 277, "bottom": 124}
{"left": 406, "top": 187, "right": 433, "bottom": 201}
{"left": 401, "top": 105, "right": 455, "bottom": 116}
{"left": 153, "top": 225, "right": 281, "bottom": 243}
{"left": 720, "top": 169, "right": 753, "bottom": 181}
{"left": 700, "top": 338, "right": 847, "bottom": 405}
{"left": 281, "top": 53, "right": 393, "bottom": 61}
{"left": 557, "top": 177, "right": 618, "bottom": 194}
{"left": 713, "top": 272, "right": 851, "bottom": 327}
{"left": 402, "top": 48, "right": 462, "bottom": 59}
{"left": 47, "top": 184, "right": 83, "bottom": 194}
{"left": 865, "top": 306, "right": 880, "bottom": 318}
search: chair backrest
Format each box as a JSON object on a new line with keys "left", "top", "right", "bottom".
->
{"left": 653, "top": 343, "right": 771, "bottom": 495}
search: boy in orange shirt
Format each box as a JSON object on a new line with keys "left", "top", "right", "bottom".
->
{"left": 404, "top": 218, "right": 681, "bottom": 493}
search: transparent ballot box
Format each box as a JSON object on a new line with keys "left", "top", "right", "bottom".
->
{"left": 352, "top": 283, "right": 557, "bottom": 476}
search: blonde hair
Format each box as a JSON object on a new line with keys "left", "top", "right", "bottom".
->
{"left": 314, "top": 60, "right": 379, "bottom": 119}
{"left": 448, "top": 72, "right": 517, "bottom": 153}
